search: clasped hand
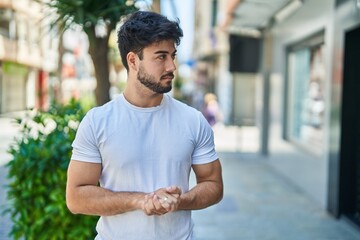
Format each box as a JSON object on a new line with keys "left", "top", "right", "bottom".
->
{"left": 142, "top": 186, "right": 182, "bottom": 216}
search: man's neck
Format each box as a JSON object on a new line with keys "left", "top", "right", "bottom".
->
{"left": 123, "top": 88, "right": 164, "bottom": 108}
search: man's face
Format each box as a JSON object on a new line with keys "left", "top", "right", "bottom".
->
{"left": 137, "top": 40, "right": 177, "bottom": 93}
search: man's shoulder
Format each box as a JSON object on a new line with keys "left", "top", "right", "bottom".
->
{"left": 166, "top": 94, "right": 198, "bottom": 112}
{"left": 86, "top": 97, "right": 121, "bottom": 121}
{"left": 165, "top": 95, "right": 204, "bottom": 124}
{"left": 95, "top": 96, "right": 123, "bottom": 112}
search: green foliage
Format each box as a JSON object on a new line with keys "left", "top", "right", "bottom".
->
{"left": 42, "top": 0, "right": 138, "bottom": 32}
{"left": 39, "top": 0, "right": 144, "bottom": 106}
{"left": 79, "top": 93, "right": 96, "bottom": 112}
{"left": 4, "top": 99, "right": 98, "bottom": 240}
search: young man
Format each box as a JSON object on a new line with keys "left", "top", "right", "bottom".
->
{"left": 66, "top": 11, "right": 223, "bottom": 239}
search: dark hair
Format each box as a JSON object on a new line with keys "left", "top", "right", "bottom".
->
{"left": 117, "top": 11, "right": 183, "bottom": 71}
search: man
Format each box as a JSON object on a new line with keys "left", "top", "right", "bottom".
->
{"left": 66, "top": 11, "right": 223, "bottom": 240}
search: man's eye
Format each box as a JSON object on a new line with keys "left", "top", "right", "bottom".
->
{"left": 158, "top": 55, "right": 166, "bottom": 60}
{"left": 171, "top": 54, "right": 177, "bottom": 60}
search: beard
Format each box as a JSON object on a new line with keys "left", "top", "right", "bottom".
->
{"left": 137, "top": 65, "right": 173, "bottom": 93}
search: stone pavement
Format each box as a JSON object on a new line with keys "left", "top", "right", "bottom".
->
{"left": 1, "top": 116, "right": 360, "bottom": 239}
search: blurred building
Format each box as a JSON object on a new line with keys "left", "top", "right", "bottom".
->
{"left": 193, "top": 0, "right": 360, "bottom": 231}
{"left": 0, "top": 0, "right": 59, "bottom": 113}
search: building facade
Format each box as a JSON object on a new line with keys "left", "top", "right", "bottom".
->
{"left": 193, "top": 0, "right": 360, "bottom": 231}
{"left": 0, "top": 0, "right": 59, "bottom": 113}
{"left": 268, "top": 0, "right": 360, "bottom": 228}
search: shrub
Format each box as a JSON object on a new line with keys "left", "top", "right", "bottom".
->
{"left": 4, "top": 99, "right": 98, "bottom": 240}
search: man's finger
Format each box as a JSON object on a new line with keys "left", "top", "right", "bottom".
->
{"left": 166, "top": 186, "right": 182, "bottom": 195}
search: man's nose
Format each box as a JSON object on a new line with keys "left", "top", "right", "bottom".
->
{"left": 165, "top": 59, "right": 176, "bottom": 72}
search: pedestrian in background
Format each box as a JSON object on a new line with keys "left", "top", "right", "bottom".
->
{"left": 66, "top": 11, "right": 223, "bottom": 239}
{"left": 202, "top": 93, "right": 224, "bottom": 127}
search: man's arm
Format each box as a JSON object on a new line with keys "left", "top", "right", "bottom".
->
{"left": 178, "top": 159, "right": 223, "bottom": 210}
{"left": 66, "top": 160, "right": 182, "bottom": 216}
{"left": 66, "top": 160, "right": 145, "bottom": 216}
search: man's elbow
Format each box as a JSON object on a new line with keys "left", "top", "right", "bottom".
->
{"left": 66, "top": 195, "right": 81, "bottom": 214}
{"left": 215, "top": 185, "right": 224, "bottom": 204}
{"left": 210, "top": 182, "right": 223, "bottom": 205}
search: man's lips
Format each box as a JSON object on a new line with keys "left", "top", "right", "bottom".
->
{"left": 161, "top": 74, "right": 174, "bottom": 80}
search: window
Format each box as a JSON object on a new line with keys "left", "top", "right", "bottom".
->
{"left": 0, "top": 9, "right": 12, "bottom": 38}
{"left": 211, "top": 0, "right": 218, "bottom": 27}
{"left": 286, "top": 32, "right": 326, "bottom": 155}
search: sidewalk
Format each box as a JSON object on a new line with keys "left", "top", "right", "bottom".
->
{"left": 0, "top": 116, "right": 20, "bottom": 240}
{"left": 192, "top": 152, "right": 360, "bottom": 240}
{"left": 0, "top": 117, "right": 360, "bottom": 239}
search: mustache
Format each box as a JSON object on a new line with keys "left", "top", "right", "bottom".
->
{"left": 161, "top": 73, "right": 175, "bottom": 79}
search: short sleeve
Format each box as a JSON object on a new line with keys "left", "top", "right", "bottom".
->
{"left": 191, "top": 113, "right": 218, "bottom": 165}
{"left": 71, "top": 110, "right": 102, "bottom": 163}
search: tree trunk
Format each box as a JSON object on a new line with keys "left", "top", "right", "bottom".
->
{"left": 56, "top": 32, "right": 64, "bottom": 103}
{"left": 87, "top": 27, "right": 111, "bottom": 106}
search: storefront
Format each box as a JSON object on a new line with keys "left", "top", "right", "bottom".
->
{"left": 267, "top": 0, "right": 334, "bottom": 210}
{"left": 267, "top": 0, "right": 360, "bottom": 229}
{"left": 1, "top": 62, "right": 29, "bottom": 113}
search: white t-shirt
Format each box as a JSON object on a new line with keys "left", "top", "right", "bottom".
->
{"left": 71, "top": 93, "right": 218, "bottom": 240}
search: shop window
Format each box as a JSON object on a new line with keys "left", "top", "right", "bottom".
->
{"left": 286, "top": 32, "right": 326, "bottom": 155}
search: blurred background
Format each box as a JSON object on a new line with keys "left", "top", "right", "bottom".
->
{"left": 1, "top": 0, "right": 360, "bottom": 239}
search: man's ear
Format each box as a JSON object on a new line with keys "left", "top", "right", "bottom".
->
{"left": 127, "top": 52, "right": 138, "bottom": 71}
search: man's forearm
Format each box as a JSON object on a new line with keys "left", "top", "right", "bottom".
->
{"left": 66, "top": 185, "right": 145, "bottom": 216}
{"left": 178, "top": 181, "right": 223, "bottom": 210}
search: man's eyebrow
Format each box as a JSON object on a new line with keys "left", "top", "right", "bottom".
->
{"left": 154, "top": 50, "right": 177, "bottom": 55}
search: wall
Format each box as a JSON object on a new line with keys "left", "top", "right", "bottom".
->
{"left": 231, "top": 73, "right": 257, "bottom": 126}
{"left": 0, "top": 0, "right": 59, "bottom": 113}
{"left": 268, "top": 0, "right": 335, "bottom": 209}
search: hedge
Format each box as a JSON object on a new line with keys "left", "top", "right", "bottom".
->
{"left": 4, "top": 99, "right": 98, "bottom": 240}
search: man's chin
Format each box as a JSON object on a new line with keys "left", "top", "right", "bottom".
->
{"left": 157, "top": 86, "right": 172, "bottom": 94}
{"left": 157, "top": 81, "right": 173, "bottom": 93}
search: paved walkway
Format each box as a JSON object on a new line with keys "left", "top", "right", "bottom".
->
{"left": 1, "top": 116, "right": 360, "bottom": 239}
{"left": 192, "top": 152, "right": 360, "bottom": 240}
{"left": 0, "top": 116, "right": 20, "bottom": 240}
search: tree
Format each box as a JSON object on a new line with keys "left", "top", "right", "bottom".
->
{"left": 43, "top": 0, "right": 142, "bottom": 106}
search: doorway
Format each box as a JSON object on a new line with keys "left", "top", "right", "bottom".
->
{"left": 339, "top": 25, "right": 360, "bottom": 226}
